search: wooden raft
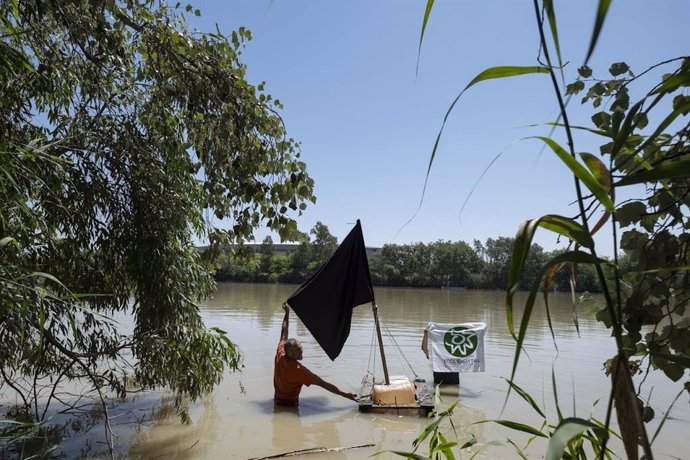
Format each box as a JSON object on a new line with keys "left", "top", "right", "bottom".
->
{"left": 358, "top": 376, "right": 434, "bottom": 417}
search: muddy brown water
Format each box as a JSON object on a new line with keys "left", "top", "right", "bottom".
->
{"left": 5, "top": 282, "right": 688, "bottom": 459}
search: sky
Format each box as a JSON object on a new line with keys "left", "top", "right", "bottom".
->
{"left": 189, "top": 1, "right": 689, "bottom": 255}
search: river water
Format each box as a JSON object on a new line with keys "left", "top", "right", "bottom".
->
{"left": 6, "top": 283, "right": 689, "bottom": 459}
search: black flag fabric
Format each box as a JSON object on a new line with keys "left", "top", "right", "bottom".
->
{"left": 286, "top": 219, "right": 375, "bottom": 360}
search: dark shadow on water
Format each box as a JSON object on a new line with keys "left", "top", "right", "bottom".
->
{"left": 436, "top": 381, "right": 484, "bottom": 399}
{"left": 272, "top": 403, "right": 300, "bottom": 415}
{"left": 252, "top": 397, "right": 281, "bottom": 415}
{"left": 298, "top": 396, "right": 353, "bottom": 416}
{"left": 252, "top": 396, "right": 355, "bottom": 417}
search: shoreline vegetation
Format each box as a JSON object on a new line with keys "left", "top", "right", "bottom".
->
{"left": 208, "top": 222, "right": 607, "bottom": 292}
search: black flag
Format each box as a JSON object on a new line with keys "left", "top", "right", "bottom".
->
{"left": 286, "top": 220, "right": 375, "bottom": 360}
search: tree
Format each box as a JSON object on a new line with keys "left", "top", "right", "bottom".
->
{"left": 428, "top": 240, "right": 481, "bottom": 288}
{"left": 519, "top": 241, "right": 546, "bottom": 290}
{"left": 371, "top": 242, "right": 432, "bottom": 287}
{"left": 308, "top": 221, "right": 338, "bottom": 271}
{"left": 270, "top": 253, "right": 292, "bottom": 282}
{"left": 480, "top": 237, "right": 515, "bottom": 289}
{"left": 259, "top": 236, "right": 275, "bottom": 276}
{"left": 368, "top": 244, "right": 405, "bottom": 286}
{"left": 0, "top": 0, "right": 314, "bottom": 452}
{"left": 287, "top": 241, "right": 311, "bottom": 283}
{"left": 407, "top": 242, "right": 434, "bottom": 286}
{"left": 544, "top": 249, "right": 601, "bottom": 292}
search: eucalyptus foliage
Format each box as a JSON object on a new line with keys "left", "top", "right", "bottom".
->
{"left": 0, "top": 0, "right": 314, "bottom": 451}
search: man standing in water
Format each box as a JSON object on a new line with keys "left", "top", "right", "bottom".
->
{"left": 274, "top": 303, "right": 358, "bottom": 407}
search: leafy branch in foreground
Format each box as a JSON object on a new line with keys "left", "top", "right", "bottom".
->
{"left": 415, "top": 0, "right": 689, "bottom": 458}
{"left": 380, "top": 378, "right": 615, "bottom": 460}
{"left": 503, "top": 28, "right": 690, "bottom": 460}
{"left": 374, "top": 398, "right": 479, "bottom": 460}
{"left": 1, "top": 0, "right": 314, "bottom": 456}
{"left": 503, "top": 27, "right": 690, "bottom": 460}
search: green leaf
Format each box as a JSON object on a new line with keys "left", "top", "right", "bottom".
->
{"left": 39, "top": 306, "right": 46, "bottom": 332}
{"left": 580, "top": 152, "right": 611, "bottom": 194}
{"left": 650, "top": 351, "right": 690, "bottom": 368}
{"left": 465, "top": 66, "right": 549, "bottom": 89}
{"left": 610, "top": 100, "right": 644, "bottom": 158}
{"left": 578, "top": 66, "right": 592, "bottom": 78}
{"left": 531, "top": 137, "right": 614, "bottom": 212}
{"left": 543, "top": 0, "right": 563, "bottom": 75}
{"left": 488, "top": 420, "right": 548, "bottom": 438}
{"left": 596, "top": 308, "right": 612, "bottom": 328}
{"left": 616, "top": 201, "right": 646, "bottom": 227}
{"left": 633, "top": 100, "right": 690, "bottom": 156}
{"left": 609, "top": 62, "right": 630, "bottom": 77}
{"left": 26, "top": 271, "right": 67, "bottom": 288}
{"left": 616, "top": 156, "right": 690, "bottom": 187}
{"left": 591, "top": 111, "right": 611, "bottom": 132}
{"left": 551, "top": 367, "right": 564, "bottom": 423}
{"left": 439, "top": 400, "right": 459, "bottom": 417}
{"left": 651, "top": 70, "right": 690, "bottom": 95}
{"left": 507, "top": 250, "right": 607, "bottom": 403}
{"left": 431, "top": 440, "right": 458, "bottom": 459}
{"left": 566, "top": 80, "right": 585, "bottom": 95}
{"left": 460, "top": 435, "right": 478, "bottom": 449}
{"left": 418, "top": 66, "right": 550, "bottom": 223}
{"left": 54, "top": 292, "right": 111, "bottom": 301}
{"left": 506, "top": 439, "right": 529, "bottom": 460}
{"left": 673, "top": 95, "right": 690, "bottom": 112}
{"left": 538, "top": 215, "right": 595, "bottom": 249}
{"left": 634, "top": 112, "right": 649, "bottom": 130}
{"left": 640, "top": 265, "right": 690, "bottom": 275}
{"left": 507, "top": 217, "right": 594, "bottom": 339}
{"left": 413, "top": 417, "right": 446, "bottom": 447}
{"left": 584, "top": 0, "right": 612, "bottom": 66}
{"left": 546, "top": 121, "right": 608, "bottom": 138}
{"left": 0, "top": 236, "right": 18, "bottom": 247}
{"left": 504, "top": 379, "right": 546, "bottom": 419}
{"left": 611, "top": 110, "right": 624, "bottom": 137}
{"left": 416, "top": 0, "right": 435, "bottom": 76}
{"left": 546, "top": 418, "right": 599, "bottom": 460}
{"left": 384, "top": 452, "right": 430, "bottom": 460}
{"left": 662, "top": 363, "right": 685, "bottom": 381}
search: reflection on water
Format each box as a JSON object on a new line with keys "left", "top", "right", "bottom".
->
{"left": 57, "top": 283, "right": 690, "bottom": 458}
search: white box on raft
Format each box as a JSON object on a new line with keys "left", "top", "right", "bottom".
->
{"left": 372, "top": 376, "right": 417, "bottom": 405}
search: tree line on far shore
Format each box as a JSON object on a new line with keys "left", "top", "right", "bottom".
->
{"left": 213, "top": 222, "right": 614, "bottom": 292}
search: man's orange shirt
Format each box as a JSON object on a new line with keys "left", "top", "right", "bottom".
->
{"left": 273, "top": 341, "right": 318, "bottom": 406}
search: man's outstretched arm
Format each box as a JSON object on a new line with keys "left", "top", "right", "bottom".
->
{"left": 280, "top": 302, "right": 289, "bottom": 342}
{"left": 313, "top": 376, "right": 358, "bottom": 402}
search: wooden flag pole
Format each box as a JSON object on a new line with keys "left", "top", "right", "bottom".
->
{"left": 371, "top": 301, "right": 390, "bottom": 385}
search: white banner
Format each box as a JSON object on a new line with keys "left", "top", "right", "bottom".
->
{"left": 426, "top": 322, "right": 487, "bottom": 373}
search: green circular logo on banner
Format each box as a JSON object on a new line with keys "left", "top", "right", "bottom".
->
{"left": 443, "top": 326, "right": 478, "bottom": 358}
